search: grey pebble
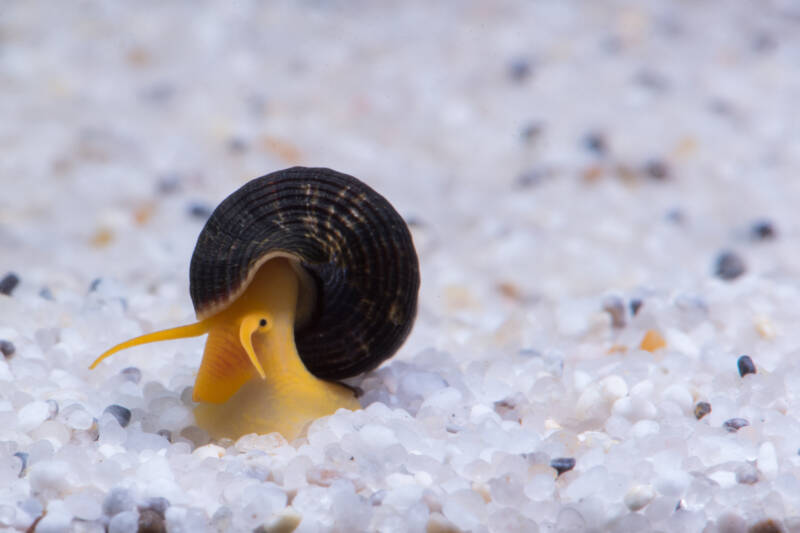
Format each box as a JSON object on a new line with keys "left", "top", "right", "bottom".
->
{"left": 0, "top": 272, "right": 20, "bottom": 296}
{"left": 665, "top": 208, "right": 686, "bottom": 224}
{"left": 13, "top": 451, "right": 28, "bottom": 476}
{"left": 752, "top": 32, "right": 778, "bottom": 54}
{"left": 520, "top": 121, "right": 543, "bottom": 143}
{"left": 630, "top": 298, "right": 643, "bottom": 316}
{"left": 226, "top": 137, "right": 248, "bottom": 153}
{"left": 602, "top": 295, "right": 627, "bottom": 328}
{"left": 735, "top": 462, "right": 759, "bottom": 485}
{"left": 0, "top": 340, "right": 15, "bottom": 358}
{"left": 583, "top": 131, "right": 608, "bottom": 156}
{"left": 211, "top": 506, "right": 233, "bottom": 532}
{"left": 508, "top": 57, "right": 533, "bottom": 82}
{"left": 515, "top": 167, "right": 552, "bottom": 189}
{"left": 102, "top": 487, "right": 136, "bottom": 516}
{"left": 180, "top": 425, "right": 210, "bottom": 448}
{"left": 39, "top": 287, "right": 55, "bottom": 300}
{"left": 643, "top": 159, "right": 670, "bottom": 180}
{"left": 550, "top": 457, "right": 576, "bottom": 476}
{"left": 187, "top": 202, "right": 213, "bottom": 220}
{"left": 104, "top": 404, "right": 132, "bottom": 427}
{"left": 121, "top": 367, "right": 142, "bottom": 384}
{"left": 714, "top": 250, "right": 746, "bottom": 281}
{"left": 723, "top": 418, "right": 749, "bottom": 432}
{"left": 156, "top": 174, "right": 181, "bottom": 195}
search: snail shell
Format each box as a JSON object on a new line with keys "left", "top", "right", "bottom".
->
{"left": 189, "top": 166, "right": 420, "bottom": 379}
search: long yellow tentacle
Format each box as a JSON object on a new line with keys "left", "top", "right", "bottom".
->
{"left": 89, "top": 321, "right": 209, "bottom": 369}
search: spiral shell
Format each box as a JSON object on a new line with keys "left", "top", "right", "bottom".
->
{"left": 189, "top": 166, "right": 420, "bottom": 379}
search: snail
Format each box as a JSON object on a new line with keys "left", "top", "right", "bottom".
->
{"left": 91, "top": 167, "right": 420, "bottom": 440}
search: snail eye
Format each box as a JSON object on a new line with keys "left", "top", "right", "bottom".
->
{"left": 259, "top": 319, "right": 268, "bottom": 328}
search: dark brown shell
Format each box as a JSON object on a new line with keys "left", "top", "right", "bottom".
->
{"left": 189, "top": 166, "right": 420, "bottom": 379}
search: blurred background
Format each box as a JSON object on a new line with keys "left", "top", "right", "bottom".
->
{"left": 1, "top": 0, "right": 799, "bottom": 355}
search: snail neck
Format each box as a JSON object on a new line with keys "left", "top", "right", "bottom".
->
{"left": 193, "top": 258, "right": 359, "bottom": 440}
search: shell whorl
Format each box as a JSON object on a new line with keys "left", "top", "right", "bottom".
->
{"left": 189, "top": 166, "right": 420, "bottom": 379}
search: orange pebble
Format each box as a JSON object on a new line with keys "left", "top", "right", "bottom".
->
{"left": 90, "top": 227, "right": 114, "bottom": 248}
{"left": 133, "top": 203, "right": 155, "bottom": 226}
{"left": 607, "top": 344, "right": 628, "bottom": 355}
{"left": 261, "top": 135, "right": 301, "bottom": 164}
{"left": 640, "top": 330, "right": 666, "bottom": 352}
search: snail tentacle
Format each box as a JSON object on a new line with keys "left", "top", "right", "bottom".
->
{"left": 89, "top": 321, "right": 210, "bottom": 369}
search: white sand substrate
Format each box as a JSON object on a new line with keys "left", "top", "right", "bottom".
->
{"left": 2, "top": 1, "right": 800, "bottom": 531}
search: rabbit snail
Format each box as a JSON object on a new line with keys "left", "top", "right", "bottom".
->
{"left": 91, "top": 167, "right": 420, "bottom": 440}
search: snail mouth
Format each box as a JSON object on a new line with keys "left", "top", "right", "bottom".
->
{"left": 191, "top": 320, "right": 259, "bottom": 404}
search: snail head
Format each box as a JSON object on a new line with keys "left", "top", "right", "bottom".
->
{"left": 90, "top": 258, "right": 349, "bottom": 407}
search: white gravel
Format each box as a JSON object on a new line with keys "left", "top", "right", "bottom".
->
{"left": 3, "top": 1, "right": 800, "bottom": 532}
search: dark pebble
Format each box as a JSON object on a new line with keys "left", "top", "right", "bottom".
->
{"left": 187, "top": 202, "right": 213, "bottom": 220}
{"left": 630, "top": 299, "right": 643, "bottom": 316}
{"left": 748, "top": 519, "right": 783, "bottom": 533}
{"left": 644, "top": 159, "right": 671, "bottom": 180}
{"left": 247, "top": 93, "right": 268, "bottom": 116}
{"left": 602, "top": 296, "right": 627, "bottom": 328}
{"left": 709, "top": 98, "right": 735, "bottom": 117}
{"left": 751, "top": 219, "right": 776, "bottom": 241}
{"left": 156, "top": 429, "right": 172, "bottom": 442}
{"left": 0, "top": 340, "right": 15, "bottom": 358}
{"left": 737, "top": 355, "right": 757, "bottom": 377}
{"left": 665, "top": 208, "right": 685, "bottom": 224}
{"left": 752, "top": 32, "right": 778, "bottom": 54}
{"left": 88, "top": 278, "right": 102, "bottom": 292}
{"left": 226, "top": 137, "right": 248, "bottom": 153}
{"left": 14, "top": 451, "right": 28, "bottom": 476}
{"left": 520, "top": 121, "right": 544, "bottom": 143}
{"left": 104, "top": 404, "right": 132, "bottom": 427}
{"left": 694, "top": 401, "right": 712, "bottom": 420}
{"left": 120, "top": 367, "right": 142, "bottom": 384}
{"left": 138, "top": 508, "right": 167, "bottom": 533}
{"left": 723, "top": 418, "right": 749, "bottom": 432}
{"left": 404, "top": 215, "right": 425, "bottom": 228}
{"left": 156, "top": 174, "right": 181, "bottom": 195}
{"left": 550, "top": 457, "right": 576, "bottom": 476}
{"left": 508, "top": 57, "right": 533, "bottom": 82}
{"left": 0, "top": 272, "right": 20, "bottom": 296}
{"left": 39, "top": 288, "right": 55, "bottom": 302}
{"left": 515, "top": 168, "right": 551, "bottom": 189}
{"left": 140, "top": 496, "right": 170, "bottom": 518}
{"left": 714, "top": 251, "right": 746, "bottom": 281}
{"left": 634, "top": 69, "right": 670, "bottom": 92}
{"left": 140, "top": 82, "right": 175, "bottom": 104}
{"left": 583, "top": 131, "right": 608, "bottom": 156}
